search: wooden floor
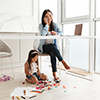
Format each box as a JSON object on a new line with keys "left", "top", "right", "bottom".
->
{"left": 0, "top": 62, "right": 100, "bottom": 100}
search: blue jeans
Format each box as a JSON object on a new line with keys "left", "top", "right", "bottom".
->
{"left": 26, "top": 72, "right": 40, "bottom": 80}
{"left": 43, "top": 44, "right": 63, "bottom": 72}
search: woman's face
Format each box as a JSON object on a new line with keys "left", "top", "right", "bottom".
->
{"left": 31, "top": 55, "right": 38, "bottom": 62}
{"left": 45, "top": 12, "right": 53, "bottom": 23}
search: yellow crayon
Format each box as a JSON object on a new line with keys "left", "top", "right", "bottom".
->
{"left": 16, "top": 96, "right": 20, "bottom": 100}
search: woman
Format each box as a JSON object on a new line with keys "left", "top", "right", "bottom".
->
{"left": 38, "top": 9, "right": 70, "bottom": 80}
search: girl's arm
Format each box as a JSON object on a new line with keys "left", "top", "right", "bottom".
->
{"left": 25, "top": 63, "right": 33, "bottom": 76}
{"left": 37, "top": 66, "right": 41, "bottom": 76}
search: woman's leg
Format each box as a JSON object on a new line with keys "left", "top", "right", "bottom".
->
{"left": 61, "top": 60, "right": 70, "bottom": 69}
{"left": 43, "top": 44, "right": 70, "bottom": 70}
{"left": 43, "top": 44, "right": 63, "bottom": 61}
{"left": 43, "top": 44, "right": 70, "bottom": 79}
{"left": 50, "top": 45, "right": 70, "bottom": 70}
{"left": 46, "top": 50, "right": 59, "bottom": 79}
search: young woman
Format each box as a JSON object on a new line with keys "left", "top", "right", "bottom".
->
{"left": 38, "top": 9, "right": 70, "bottom": 80}
{"left": 25, "top": 50, "right": 47, "bottom": 84}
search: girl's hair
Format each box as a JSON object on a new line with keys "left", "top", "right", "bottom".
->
{"left": 27, "top": 50, "right": 39, "bottom": 70}
{"left": 42, "top": 9, "right": 54, "bottom": 31}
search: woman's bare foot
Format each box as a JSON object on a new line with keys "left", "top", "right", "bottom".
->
{"left": 53, "top": 72, "right": 59, "bottom": 80}
{"left": 61, "top": 60, "right": 70, "bottom": 70}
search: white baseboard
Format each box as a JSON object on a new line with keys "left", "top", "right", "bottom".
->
{"left": 0, "top": 62, "right": 24, "bottom": 69}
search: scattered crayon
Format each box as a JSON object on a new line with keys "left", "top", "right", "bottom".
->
{"left": 12, "top": 96, "right": 14, "bottom": 99}
{"left": 21, "top": 96, "right": 26, "bottom": 99}
{"left": 16, "top": 96, "right": 20, "bottom": 100}
{"left": 23, "top": 90, "right": 26, "bottom": 95}
{"left": 29, "top": 95, "right": 36, "bottom": 99}
{"left": 63, "top": 86, "right": 66, "bottom": 89}
{"left": 22, "top": 82, "right": 25, "bottom": 84}
{"left": 30, "top": 91, "right": 42, "bottom": 93}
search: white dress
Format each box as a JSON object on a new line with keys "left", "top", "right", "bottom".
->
{"left": 28, "top": 62, "right": 38, "bottom": 73}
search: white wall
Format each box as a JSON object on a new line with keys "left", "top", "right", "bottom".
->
{"left": 0, "top": 0, "right": 39, "bottom": 68}
{"left": 0, "top": 0, "right": 38, "bottom": 32}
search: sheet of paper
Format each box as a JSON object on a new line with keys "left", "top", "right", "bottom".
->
{"left": 10, "top": 87, "right": 38, "bottom": 97}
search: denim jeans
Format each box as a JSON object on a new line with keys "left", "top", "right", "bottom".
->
{"left": 43, "top": 44, "right": 63, "bottom": 72}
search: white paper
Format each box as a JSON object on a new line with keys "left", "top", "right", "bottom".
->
{"left": 10, "top": 87, "right": 38, "bottom": 97}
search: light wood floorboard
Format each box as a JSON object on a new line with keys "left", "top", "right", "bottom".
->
{"left": 0, "top": 62, "right": 100, "bottom": 100}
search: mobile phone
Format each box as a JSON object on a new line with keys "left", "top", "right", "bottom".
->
{"left": 44, "top": 17, "right": 48, "bottom": 23}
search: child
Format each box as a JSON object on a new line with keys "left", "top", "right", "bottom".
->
{"left": 24, "top": 50, "right": 47, "bottom": 84}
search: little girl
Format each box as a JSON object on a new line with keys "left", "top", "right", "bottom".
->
{"left": 25, "top": 50, "right": 47, "bottom": 84}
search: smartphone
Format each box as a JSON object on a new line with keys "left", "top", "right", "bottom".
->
{"left": 44, "top": 17, "right": 48, "bottom": 23}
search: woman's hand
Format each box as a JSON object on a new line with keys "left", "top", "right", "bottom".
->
{"left": 51, "top": 31, "right": 58, "bottom": 35}
{"left": 44, "top": 17, "right": 48, "bottom": 25}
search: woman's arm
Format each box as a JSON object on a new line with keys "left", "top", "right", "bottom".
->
{"left": 39, "top": 24, "right": 49, "bottom": 36}
{"left": 54, "top": 23, "right": 63, "bottom": 35}
{"left": 25, "top": 63, "right": 33, "bottom": 76}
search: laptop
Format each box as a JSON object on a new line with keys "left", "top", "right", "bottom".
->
{"left": 74, "top": 24, "right": 83, "bottom": 35}
{"left": 61, "top": 24, "right": 83, "bottom": 37}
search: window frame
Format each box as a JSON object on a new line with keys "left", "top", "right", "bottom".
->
{"left": 59, "top": 0, "right": 95, "bottom": 78}
{"left": 61, "top": 0, "right": 89, "bottom": 24}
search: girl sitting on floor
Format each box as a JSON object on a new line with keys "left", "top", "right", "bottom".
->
{"left": 24, "top": 50, "right": 47, "bottom": 84}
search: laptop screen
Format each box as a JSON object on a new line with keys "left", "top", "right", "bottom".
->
{"left": 74, "top": 24, "right": 83, "bottom": 35}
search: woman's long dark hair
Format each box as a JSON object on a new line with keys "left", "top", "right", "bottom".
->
{"left": 27, "top": 50, "right": 39, "bottom": 70}
{"left": 42, "top": 9, "right": 54, "bottom": 31}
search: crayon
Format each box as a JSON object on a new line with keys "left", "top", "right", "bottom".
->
{"left": 16, "top": 96, "right": 20, "bottom": 100}
{"left": 32, "top": 90, "right": 42, "bottom": 92}
{"left": 23, "top": 90, "right": 26, "bottom": 95}
{"left": 29, "top": 95, "right": 36, "bottom": 99}
{"left": 12, "top": 96, "right": 14, "bottom": 99}
{"left": 21, "top": 96, "right": 26, "bottom": 99}
{"left": 30, "top": 91, "right": 42, "bottom": 93}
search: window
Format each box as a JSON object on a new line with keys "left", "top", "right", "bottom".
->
{"left": 39, "top": 0, "right": 57, "bottom": 23}
{"left": 65, "top": 0, "right": 89, "bottom": 18}
{"left": 63, "top": 23, "right": 89, "bottom": 36}
{"left": 61, "top": 0, "right": 90, "bottom": 72}
{"left": 95, "top": 22, "right": 100, "bottom": 73}
{"left": 94, "top": 0, "right": 100, "bottom": 73}
{"left": 96, "top": 0, "right": 100, "bottom": 18}
{"left": 63, "top": 23, "right": 89, "bottom": 70}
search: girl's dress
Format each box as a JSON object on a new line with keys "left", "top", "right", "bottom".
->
{"left": 26, "top": 62, "right": 41, "bottom": 80}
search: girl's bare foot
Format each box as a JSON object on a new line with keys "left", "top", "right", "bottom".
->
{"left": 25, "top": 78, "right": 33, "bottom": 83}
{"left": 53, "top": 72, "right": 59, "bottom": 80}
{"left": 61, "top": 60, "right": 70, "bottom": 70}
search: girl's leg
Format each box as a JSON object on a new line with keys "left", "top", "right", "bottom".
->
{"left": 39, "top": 74, "right": 47, "bottom": 80}
{"left": 31, "top": 77, "right": 38, "bottom": 84}
{"left": 26, "top": 76, "right": 38, "bottom": 84}
{"left": 26, "top": 78, "right": 33, "bottom": 83}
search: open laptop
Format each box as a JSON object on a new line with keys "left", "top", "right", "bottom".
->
{"left": 61, "top": 24, "right": 83, "bottom": 37}
{"left": 74, "top": 24, "right": 83, "bottom": 35}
